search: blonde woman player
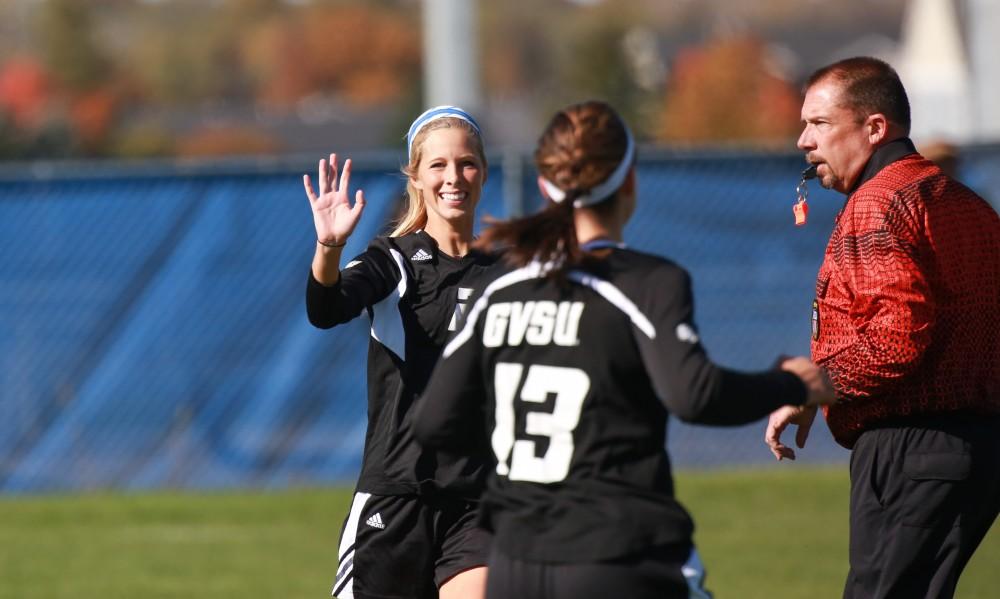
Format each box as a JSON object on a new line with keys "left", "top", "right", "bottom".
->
{"left": 303, "top": 106, "right": 496, "bottom": 599}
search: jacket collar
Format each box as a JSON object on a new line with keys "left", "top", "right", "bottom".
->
{"left": 849, "top": 137, "right": 918, "bottom": 194}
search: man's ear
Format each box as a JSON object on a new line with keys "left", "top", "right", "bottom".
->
{"left": 866, "top": 113, "right": 890, "bottom": 145}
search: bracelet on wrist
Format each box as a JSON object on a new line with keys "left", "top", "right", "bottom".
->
{"left": 318, "top": 238, "right": 346, "bottom": 248}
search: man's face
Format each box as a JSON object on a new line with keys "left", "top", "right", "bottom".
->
{"left": 797, "top": 79, "right": 876, "bottom": 194}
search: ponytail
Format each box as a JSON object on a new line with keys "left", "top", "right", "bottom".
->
{"left": 475, "top": 199, "right": 580, "bottom": 271}
{"left": 476, "top": 100, "right": 633, "bottom": 277}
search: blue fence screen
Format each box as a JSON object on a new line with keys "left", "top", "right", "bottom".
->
{"left": 2, "top": 145, "right": 998, "bottom": 493}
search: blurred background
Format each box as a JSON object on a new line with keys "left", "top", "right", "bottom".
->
{"left": 2, "top": 0, "right": 999, "bottom": 493}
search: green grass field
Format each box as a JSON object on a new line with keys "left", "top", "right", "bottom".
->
{"left": 1, "top": 467, "right": 997, "bottom": 598}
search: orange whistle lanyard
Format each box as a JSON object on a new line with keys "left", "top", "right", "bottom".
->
{"left": 794, "top": 179, "right": 809, "bottom": 226}
{"left": 793, "top": 165, "right": 817, "bottom": 226}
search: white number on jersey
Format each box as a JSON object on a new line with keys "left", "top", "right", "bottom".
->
{"left": 492, "top": 363, "right": 590, "bottom": 483}
{"left": 448, "top": 287, "right": 474, "bottom": 331}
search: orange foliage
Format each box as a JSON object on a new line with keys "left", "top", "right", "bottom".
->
{"left": 69, "top": 87, "right": 119, "bottom": 148}
{"left": 660, "top": 37, "right": 801, "bottom": 144}
{"left": 0, "top": 57, "right": 54, "bottom": 128}
{"left": 244, "top": 6, "right": 420, "bottom": 108}
{"left": 175, "top": 125, "right": 282, "bottom": 157}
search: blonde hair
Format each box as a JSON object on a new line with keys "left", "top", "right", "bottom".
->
{"left": 390, "top": 117, "right": 487, "bottom": 237}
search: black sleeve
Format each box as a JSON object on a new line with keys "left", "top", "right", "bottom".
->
{"left": 634, "top": 266, "right": 806, "bottom": 425}
{"left": 305, "top": 239, "right": 401, "bottom": 329}
{"left": 413, "top": 308, "right": 488, "bottom": 449}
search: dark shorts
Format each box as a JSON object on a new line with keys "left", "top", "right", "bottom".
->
{"left": 485, "top": 543, "right": 713, "bottom": 599}
{"left": 332, "top": 492, "right": 490, "bottom": 599}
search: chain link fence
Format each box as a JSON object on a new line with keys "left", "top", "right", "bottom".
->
{"left": 1, "top": 144, "right": 997, "bottom": 492}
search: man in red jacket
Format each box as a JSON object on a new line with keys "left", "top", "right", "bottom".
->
{"left": 765, "top": 56, "right": 1000, "bottom": 599}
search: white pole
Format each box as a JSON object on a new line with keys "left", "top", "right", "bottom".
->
{"left": 897, "top": 0, "right": 973, "bottom": 143}
{"left": 421, "top": 0, "right": 481, "bottom": 113}
{"left": 966, "top": 0, "right": 1000, "bottom": 141}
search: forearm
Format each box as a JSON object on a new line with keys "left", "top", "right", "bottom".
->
{"left": 311, "top": 242, "right": 343, "bottom": 286}
{"left": 305, "top": 270, "right": 366, "bottom": 328}
{"left": 668, "top": 365, "right": 807, "bottom": 425}
{"left": 306, "top": 240, "right": 399, "bottom": 329}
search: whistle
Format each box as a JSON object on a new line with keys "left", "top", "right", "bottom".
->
{"left": 793, "top": 199, "right": 809, "bottom": 226}
{"left": 793, "top": 165, "right": 816, "bottom": 226}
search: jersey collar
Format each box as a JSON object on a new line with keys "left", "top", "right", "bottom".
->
{"left": 580, "top": 239, "right": 626, "bottom": 251}
{"left": 849, "top": 137, "right": 918, "bottom": 195}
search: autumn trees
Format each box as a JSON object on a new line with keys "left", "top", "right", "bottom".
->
{"left": 0, "top": 1, "right": 808, "bottom": 159}
{"left": 0, "top": 0, "right": 421, "bottom": 159}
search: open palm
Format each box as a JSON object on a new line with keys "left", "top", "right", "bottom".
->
{"left": 303, "top": 153, "right": 366, "bottom": 246}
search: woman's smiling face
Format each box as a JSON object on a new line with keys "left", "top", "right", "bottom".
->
{"left": 411, "top": 127, "right": 485, "bottom": 230}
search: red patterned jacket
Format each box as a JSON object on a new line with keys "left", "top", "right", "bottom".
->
{"left": 812, "top": 139, "right": 1000, "bottom": 448}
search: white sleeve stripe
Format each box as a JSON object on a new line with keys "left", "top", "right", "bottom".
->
{"left": 566, "top": 270, "right": 657, "bottom": 339}
{"left": 369, "top": 249, "right": 408, "bottom": 360}
{"left": 388, "top": 248, "right": 408, "bottom": 297}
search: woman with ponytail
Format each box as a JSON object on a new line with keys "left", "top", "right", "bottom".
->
{"left": 415, "top": 101, "right": 835, "bottom": 598}
{"left": 303, "top": 106, "right": 495, "bottom": 599}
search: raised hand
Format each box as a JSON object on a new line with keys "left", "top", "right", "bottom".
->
{"left": 303, "top": 153, "right": 366, "bottom": 247}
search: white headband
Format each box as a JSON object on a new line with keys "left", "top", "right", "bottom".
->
{"left": 539, "top": 130, "right": 636, "bottom": 208}
{"left": 406, "top": 105, "right": 482, "bottom": 156}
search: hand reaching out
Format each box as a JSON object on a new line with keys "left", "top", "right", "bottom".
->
{"left": 765, "top": 405, "right": 817, "bottom": 461}
{"left": 763, "top": 357, "right": 836, "bottom": 461}
{"left": 303, "top": 153, "right": 366, "bottom": 247}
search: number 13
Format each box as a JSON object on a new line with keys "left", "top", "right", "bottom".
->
{"left": 492, "top": 363, "right": 590, "bottom": 483}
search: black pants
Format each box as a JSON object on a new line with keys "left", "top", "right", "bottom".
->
{"left": 486, "top": 543, "right": 712, "bottom": 599}
{"left": 844, "top": 415, "right": 1000, "bottom": 599}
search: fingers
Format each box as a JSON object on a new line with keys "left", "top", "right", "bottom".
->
{"left": 308, "top": 152, "right": 362, "bottom": 217}
{"left": 327, "top": 153, "right": 338, "bottom": 193}
{"left": 303, "top": 174, "right": 317, "bottom": 203}
{"left": 317, "top": 153, "right": 337, "bottom": 195}
{"left": 317, "top": 158, "right": 327, "bottom": 193}
{"left": 772, "top": 444, "right": 796, "bottom": 461}
{"left": 339, "top": 158, "right": 352, "bottom": 193}
{"left": 765, "top": 406, "right": 803, "bottom": 461}
{"left": 795, "top": 422, "right": 812, "bottom": 449}
{"left": 795, "top": 406, "right": 817, "bottom": 448}
{"left": 765, "top": 414, "right": 789, "bottom": 461}
{"left": 766, "top": 430, "right": 796, "bottom": 461}
{"left": 352, "top": 189, "right": 366, "bottom": 218}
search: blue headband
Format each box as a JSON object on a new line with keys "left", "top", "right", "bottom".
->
{"left": 406, "top": 105, "right": 482, "bottom": 157}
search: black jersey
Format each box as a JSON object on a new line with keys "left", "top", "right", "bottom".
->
{"left": 306, "top": 230, "right": 496, "bottom": 497}
{"left": 415, "top": 246, "right": 807, "bottom": 562}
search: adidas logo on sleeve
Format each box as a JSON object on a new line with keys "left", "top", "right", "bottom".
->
{"left": 365, "top": 512, "right": 386, "bottom": 529}
{"left": 411, "top": 249, "right": 433, "bottom": 262}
